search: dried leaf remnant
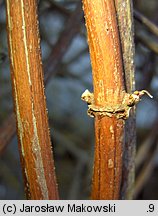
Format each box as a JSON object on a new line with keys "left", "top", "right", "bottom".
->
{"left": 81, "top": 89, "right": 153, "bottom": 119}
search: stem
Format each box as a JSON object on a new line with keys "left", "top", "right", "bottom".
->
{"left": 114, "top": 0, "right": 136, "bottom": 199}
{"left": 82, "top": 0, "right": 126, "bottom": 199}
{"left": 6, "top": 0, "right": 58, "bottom": 199}
{"left": 0, "top": 2, "right": 83, "bottom": 155}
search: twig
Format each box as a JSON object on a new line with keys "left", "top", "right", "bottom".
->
{"left": 134, "top": 144, "right": 158, "bottom": 199}
{"left": 136, "top": 124, "right": 158, "bottom": 170}
{"left": 44, "top": 1, "right": 83, "bottom": 83}
{"left": 68, "top": 161, "right": 85, "bottom": 199}
{"left": 136, "top": 31, "right": 158, "bottom": 55}
{"left": 134, "top": 9, "right": 158, "bottom": 55}
{"left": 0, "top": 113, "right": 16, "bottom": 154}
{"left": 45, "top": 0, "right": 70, "bottom": 16}
{"left": 54, "top": 129, "right": 89, "bottom": 163}
{"left": 134, "top": 9, "right": 158, "bottom": 38}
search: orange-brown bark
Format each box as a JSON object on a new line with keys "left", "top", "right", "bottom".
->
{"left": 6, "top": 0, "right": 58, "bottom": 199}
{"left": 0, "top": 2, "right": 83, "bottom": 156}
{"left": 82, "top": 0, "right": 126, "bottom": 199}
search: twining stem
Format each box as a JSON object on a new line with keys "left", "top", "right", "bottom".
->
{"left": 6, "top": 0, "right": 58, "bottom": 199}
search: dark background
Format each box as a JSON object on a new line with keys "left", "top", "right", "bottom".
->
{"left": 0, "top": 0, "right": 158, "bottom": 199}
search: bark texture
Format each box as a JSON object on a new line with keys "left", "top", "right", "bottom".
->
{"left": 114, "top": 0, "right": 136, "bottom": 199}
{"left": 6, "top": 0, "right": 59, "bottom": 199}
{"left": 82, "top": 0, "right": 126, "bottom": 199}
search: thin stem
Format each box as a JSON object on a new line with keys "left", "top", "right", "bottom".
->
{"left": 134, "top": 9, "right": 158, "bottom": 38}
{"left": 114, "top": 0, "right": 136, "bottom": 199}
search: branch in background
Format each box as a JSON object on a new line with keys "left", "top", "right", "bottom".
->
{"left": 136, "top": 120, "right": 158, "bottom": 170}
{"left": 6, "top": 0, "right": 58, "bottom": 199}
{"left": 134, "top": 144, "right": 158, "bottom": 199}
{"left": 134, "top": 9, "right": 158, "bottom": 38}
{"left": 136, "top": 31, "right": 158, "bottom": 55}
{"left": 44, "top": 1, "right": 83, "bottom": 83}
{"left": 114, "top": 0, "right": 136, "bottom": 199}
{"left": 43, "top": 0, "right": 70, "bottom": 16}
{"left": 0, "top": 113, "right": 16, "bottom": 154}
{"left": 68, "top": 161, "right": 85, "bottom": 199}
{"left": 134, "top": 9, "right": 158, "bottom": 55}
{"left": 82, "top": 0, "right": 126, "bottom": 199}
{"left": 138, "top": 52, "right": 155, "bottom": 90}
{"left": 0, "top": 2, "right": 83, "bottom": 155}
{"left": 134, "top": 120, "right": 158, "bottom": 198}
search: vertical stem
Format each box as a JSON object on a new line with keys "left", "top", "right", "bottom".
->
{"left": 6, "top": 0, "right": 59, "bottom": 199}
{"left": 82, "top": 0, "right": 126, "bottom": 199}
{"left": 114, "top": 0, "right": 136, "bottom": 199}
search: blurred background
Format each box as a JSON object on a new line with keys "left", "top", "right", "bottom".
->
{"left": 0, "top": 0, "right": 158, "bottom": 199}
